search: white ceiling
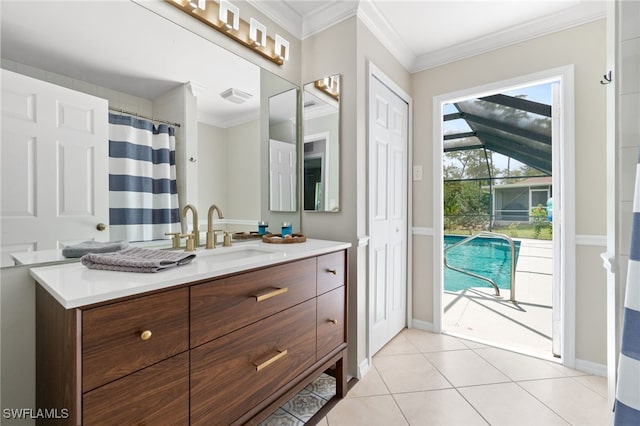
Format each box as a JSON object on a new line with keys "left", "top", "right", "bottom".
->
{"left": 252, "top": 0, "right": 606, "bottom": 72}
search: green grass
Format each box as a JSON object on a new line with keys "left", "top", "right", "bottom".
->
{"left": 445, "top": 223, "right": 552, "bottom": 240}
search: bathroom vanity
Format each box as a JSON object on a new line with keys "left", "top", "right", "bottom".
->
{"left": 32, "top": 239, "right": 350, "bottom": 425}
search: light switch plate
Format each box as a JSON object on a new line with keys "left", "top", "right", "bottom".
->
{"left": 413, "top": 165, "right": 423, "bottom": 181}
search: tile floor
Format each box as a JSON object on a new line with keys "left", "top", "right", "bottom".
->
{"left": 262, "top": 328, "right": 612, "bottom": 425}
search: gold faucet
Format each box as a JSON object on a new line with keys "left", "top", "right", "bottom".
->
{"left": 181, "top": 204, "right": 200, "bottom": 248}
{"left": 206, "top": 204, "right": 225, "bottom": 249}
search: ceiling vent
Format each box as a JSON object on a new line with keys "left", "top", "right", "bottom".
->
{"left": 220, "top": 88, "right": 252, "bottom": 104}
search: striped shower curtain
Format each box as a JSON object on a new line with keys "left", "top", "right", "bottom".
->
{"left": 614, "top": 151, "right": 640, "bottom": 424}
{"left": 108, "top": 113, "right": 180, "bottom": 242}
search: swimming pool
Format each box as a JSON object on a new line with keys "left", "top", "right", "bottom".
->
{"left": 444, "top": 234, "right": 521, "bottom": 292}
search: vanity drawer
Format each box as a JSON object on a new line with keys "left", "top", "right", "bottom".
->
{"left": 83, "top": 352, "right": 189, "bottom": 425}
{"left": 190, "top": 257, "right": 316, "bottom": 347}
{"left": 82, "top": 288, "right": 189, "bottom": 392}
{"left": 317, "top": 286, "right": 346, "bottom": 358}
{"left": 317, "top": 250, "right": 346, "bottom": 295}
{"left": 190, "top": 299, "right": 316, "bottom": 425}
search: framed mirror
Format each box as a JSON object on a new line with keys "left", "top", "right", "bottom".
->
{"left": 268, "top": 88, "right": 298, "bottom": 212}
{"left": 303, "top": 75, "right": 340, "bottom": 212}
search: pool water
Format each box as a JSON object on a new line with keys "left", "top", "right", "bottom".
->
{"left": 444, "top": 235, "right": 521, "bottom": 292}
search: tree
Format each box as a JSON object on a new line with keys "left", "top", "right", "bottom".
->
{"left": 443, "top": 180, "right": 490, "bottom": 230}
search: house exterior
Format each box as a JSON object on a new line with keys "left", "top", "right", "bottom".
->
{"left": 493, "top": 176, "right": 552, "bottom": 224}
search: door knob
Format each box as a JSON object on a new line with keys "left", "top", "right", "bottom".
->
{"left": 96, "top": 223, "right": 107, "bottom": 231}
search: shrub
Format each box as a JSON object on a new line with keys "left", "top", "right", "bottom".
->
{"left": 530, "top": 204, "right": 551, "bottom": 239}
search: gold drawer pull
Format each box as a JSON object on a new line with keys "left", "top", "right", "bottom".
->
{"left": 140, "top": 330, "right": 152, "bottom": 341}
{"left": 328, "top": 319, "right": 338, "bottom": 324}
{"left": 327, "top": 268, "right": 337, "bottom": 275}
{"left": 253, "top": 349, "right": 288, "bottom": 371}
{"left": 252, "top": 287, "right": 288, "bottom": 302}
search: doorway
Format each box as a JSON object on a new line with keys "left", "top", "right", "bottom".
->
{"left": 304, "top": 133, "right": 329, "bottom": 211}
{"left": 433, "top": 66, "right": 576, "bottom": 366}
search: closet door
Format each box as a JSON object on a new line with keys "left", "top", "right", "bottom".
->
{"left": 1, "top": 69, "right": 109, "bottom": 265}
{"left": 368, "top": 73, "right": 409, "bottom": 355}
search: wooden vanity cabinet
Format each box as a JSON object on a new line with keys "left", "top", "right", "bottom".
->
{"left": 36, "top": 249, "right": 348, "bottom": 425}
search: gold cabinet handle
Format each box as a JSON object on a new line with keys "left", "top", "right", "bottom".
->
{"left": 326, "top": 268, "right": 337, "bottom": 275}
{"left": 253, "top": 349, "right": 288, "bottom": 371}
{"left": 328, "top": 319, "right": 338, "bottom": 324}
{"left": 252, "top": 287, "right": 288, "bottom": 302}
{"left": 96, "top": 223, "right": 107, "bottom": 231}
{"left": 140, "top": 330, "right": 152, "bottom": 341}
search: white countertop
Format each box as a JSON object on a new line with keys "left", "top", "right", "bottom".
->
{"left": 11, "top": 248, "right": 75, "bottom": 266}
{"left": 30, "top": 238, "right": 351, "bottom": 309}
{"left": 11, "top": 239, "right": 176, "bottom": 266}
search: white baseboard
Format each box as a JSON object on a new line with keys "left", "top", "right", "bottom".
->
{"left": 575, "top": 358, "right": 607, "bottom": 377}
{"left": 411, "top": 319, "right": 435, "bottom": 332}
{"left": 357, "top": 358, "right": 371, "bottom": 379}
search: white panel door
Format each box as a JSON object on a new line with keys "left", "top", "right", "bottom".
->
{"left": 369, "top": 75, "right": 409, "bottom": 355}
{"left": 1, "top": 69, "right": 109, "bottom": 265}
{"left": 269, "top": 139, "right": 297, "bottom": 211}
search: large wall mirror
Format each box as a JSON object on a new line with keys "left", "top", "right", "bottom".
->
{"left": 0, "top": 1, "right": 300, "bottom": 267}
{"left": 303, "top": 75, "right": 340, "bottom": 212}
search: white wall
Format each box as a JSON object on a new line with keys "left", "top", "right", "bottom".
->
{"left": 198, "top": 120, "right": 261, "bottom": 223}
{"left": 411, "top": 19, "right": 608, "bottom": 366}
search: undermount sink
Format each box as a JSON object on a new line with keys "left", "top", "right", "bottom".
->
{"left": 192, "top": 245, "right": 279, "bottom": 262}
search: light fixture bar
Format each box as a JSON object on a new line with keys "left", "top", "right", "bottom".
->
{"left": 165, "top": 0, "right": 287, "bottom": 66}
{"left": 314, "top": 76, "right": 340, "bottom": 101}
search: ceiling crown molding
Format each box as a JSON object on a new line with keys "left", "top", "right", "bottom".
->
{"left": 411, "top": 1, "right": 606, "bottom": 73}
{"left": 247, "top": 0, "right": 303, "bottom": 39}
{"left": 248, "top": 0, "right": 606, "bottom": 75}
{"left": 356, "top": 0, "right": 415, "bottom": 71}
{"left": 301, "top": 1, "right": 359, "bottom": 39}
{"left": 249, "top": 0, "right": 359, "bottom": 41}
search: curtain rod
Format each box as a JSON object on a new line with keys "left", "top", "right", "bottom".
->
{"left": 109, "top": 106, "right": 181, "bottom": 128}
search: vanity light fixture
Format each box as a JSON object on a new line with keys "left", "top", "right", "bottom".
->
{"left": 274, "top": 34, "right": 290, "bottom": 61}
{"left": 188, "top": 0, "right": 205, "bottom": 10}
{"left": 249, "top": 17, "right": 266, "bottom": 47}
{"left": 165, "top": 0, "right": 289, "bottom": 66}
{"left": 219, "top": 0, "right": 239, "bottom": 31}
{"left": 314, "top": 76, "right": 340, "bottom": 101}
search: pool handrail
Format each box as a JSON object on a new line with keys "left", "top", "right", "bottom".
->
{"left": 444, "top": 231, "right": 517, "bottom": 303}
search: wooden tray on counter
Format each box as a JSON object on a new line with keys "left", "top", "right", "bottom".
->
{"left": 232, "top": 231, "right": 263, "bottom": 240}
{"left": 262, "top": 233, "right": 307, "bottom": 244}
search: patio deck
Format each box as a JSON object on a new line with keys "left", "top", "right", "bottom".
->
{"left": 443, "top": 238, "right": 555, "bottom": 360}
